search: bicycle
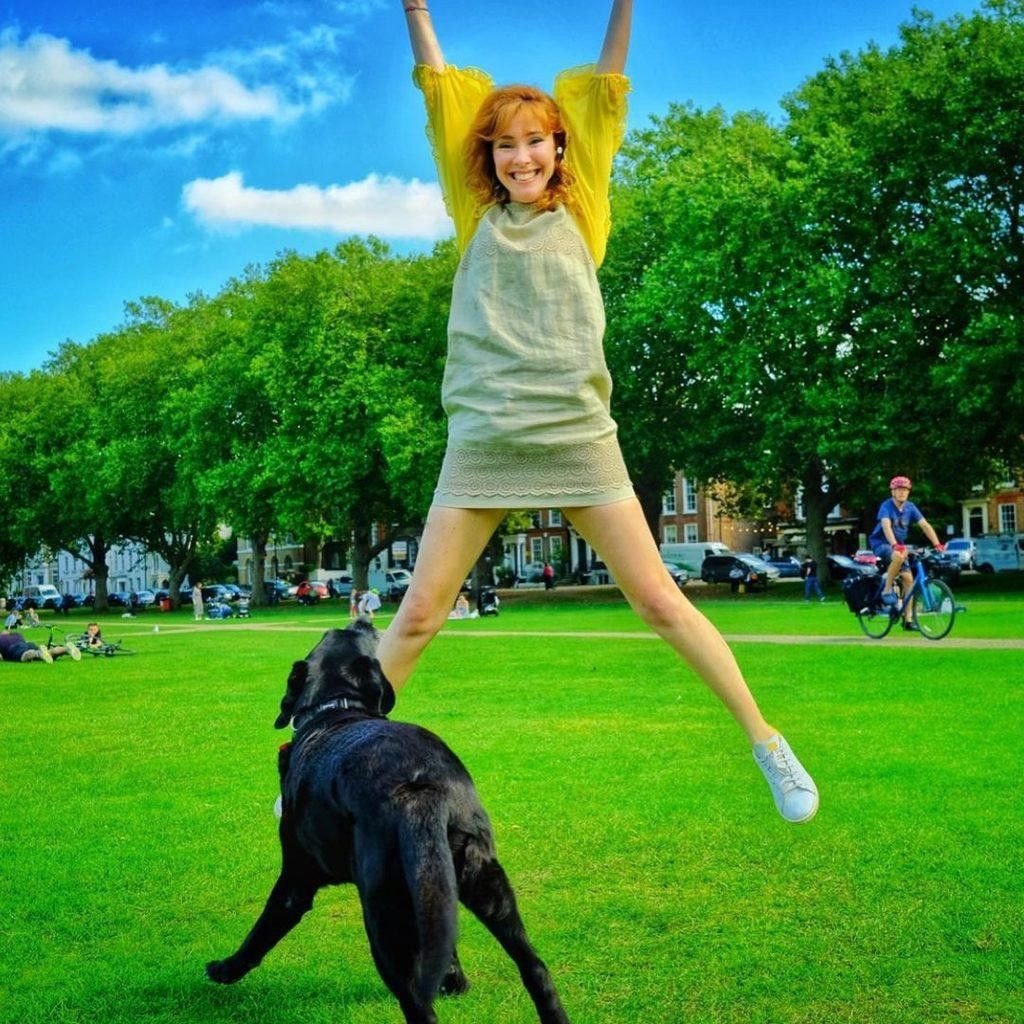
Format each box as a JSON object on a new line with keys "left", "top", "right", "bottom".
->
{"left": 844, "top": 549, "right": 960, "bottom": 641}
{"left": 63, "top": 630, "right": 137, "bottom": 657}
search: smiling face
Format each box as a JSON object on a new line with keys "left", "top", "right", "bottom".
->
{"left": 492, "top": 112, "right": 558, "bottom": 205}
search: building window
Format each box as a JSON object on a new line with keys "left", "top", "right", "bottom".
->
{"left": 662, "top": 489, "right": 677, "bottom": 514}
{"left": 549, "top": 536, "right": 563, "bottom": 561}
{"left": 530, "top": 511, "right": 541, "bottom": 528}
{"left": 967, "top": 506, "right": 985, "bottom": 537}
{"left": 531, "top": 537, "right": 544, "bottom": 564}
{"left": 684, "top": 523, "right": 698, "bottom": 542}
{"left": 682, "top": 477, "right": 697, "bottom": 514}
{"left": 663, "top": 524, "right": 678, "bottom": 543}
{"left": 998, "top": 503, "right": 1018, "bottom": 534}
{"left": 549, "top": 510, "right": 563, "bottom": 527}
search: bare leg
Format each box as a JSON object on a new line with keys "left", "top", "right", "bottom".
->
{"left": 376, "top": 505, "right": 507, "bottom": 690}
{"left": 884, "top": 550, "right": 908, "bottom": 593}
{"left": 565, "top": 498, "right": 775, "bottom": 744}
{"left": 899, "top": 568, "right": 915, "bottom": 623}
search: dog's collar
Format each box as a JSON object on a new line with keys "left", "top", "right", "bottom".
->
{"left": 292, "top": 697, "right": 367, "bottom": 733}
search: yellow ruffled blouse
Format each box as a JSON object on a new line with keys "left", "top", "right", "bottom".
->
{"left": 414, "top": 63, "right": 635, "bottom": 508}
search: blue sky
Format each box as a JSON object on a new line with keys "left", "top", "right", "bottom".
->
{"left": 1, "top": 0, "right": 981, "bottom": 374}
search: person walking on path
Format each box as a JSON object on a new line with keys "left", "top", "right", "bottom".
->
{"left": 802, "top": 556, "right": 825, "bottom": 602}
{"left": 378, "top": 0, "right": 818, "bottom": 823}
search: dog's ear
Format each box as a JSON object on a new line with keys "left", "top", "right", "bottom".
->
{"left": 348, "top": 655, "right": 396, "bottom": 716}
{"left": 274, "top": 660, "right": 309, "bottom": 729}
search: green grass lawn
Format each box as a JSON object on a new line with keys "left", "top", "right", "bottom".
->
{"left": 2, "top": 586, "right": 1022, "bottom": 1024}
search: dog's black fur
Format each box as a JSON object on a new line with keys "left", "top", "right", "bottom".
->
{"left": 206, "top": 620, "right": 569, "bottom": 1024}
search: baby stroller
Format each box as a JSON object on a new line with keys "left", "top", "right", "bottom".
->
{"left": 477, "top": 587, "right": 500, "bottom": 617}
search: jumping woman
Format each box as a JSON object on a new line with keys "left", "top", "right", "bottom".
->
{"left": 380, "top": 0, "right": 819, "bottom": 823}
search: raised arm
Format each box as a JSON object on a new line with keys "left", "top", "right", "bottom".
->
{"left": 596, "top": 0, "right": 633, "bottom": 74}
{"left": 402, "top": 2, "right": 445, "bottom": 69}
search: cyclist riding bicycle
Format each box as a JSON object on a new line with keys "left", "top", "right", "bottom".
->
{"left": 869, "top": 475, "right": 945, "bottom": 631}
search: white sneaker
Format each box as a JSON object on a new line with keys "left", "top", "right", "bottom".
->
{"left": 38, "top": 646, "right": 53, "bottom": 664}
{"left": 68, "top": 643, "right": 82, "bottom": 661}
{"left": 753, "top": 734, "right": 819, "bottom": 823}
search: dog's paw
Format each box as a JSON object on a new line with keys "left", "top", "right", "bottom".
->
{"left": 439, "top": 968, "right": 471, "bottom": 997}
{"left": 206, "top": 958, "right": 247, "bottom": 985}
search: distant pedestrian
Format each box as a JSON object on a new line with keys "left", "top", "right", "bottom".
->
{"left": 357, "top": 588, "right": 382, "bottom": 622}
{"left": 192, "top": 581, "right": 204, "bottom": 621}
{"left": 542, "top": 562, "right": 555, "bottom": 590}
{"left": 802, "top": 557, "right": 825, "bottom": 602}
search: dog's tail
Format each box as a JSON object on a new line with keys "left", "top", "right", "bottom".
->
{"left": 398, "top": 802, "right": 459, "bottom": 1005}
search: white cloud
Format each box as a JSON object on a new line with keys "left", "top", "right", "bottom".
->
{"left": 0, "top": 29, "right": 324, "bottom": 137}
{"left": 182, "top": 170, "right": 452, "bottom": 241}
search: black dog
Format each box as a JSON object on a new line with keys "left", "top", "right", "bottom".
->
{"left": 206, "top": 620, "right": 569, "bottom": 1024}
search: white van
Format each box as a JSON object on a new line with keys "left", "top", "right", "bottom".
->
{"left": 660, "top": 541, "right": 732, "bottom": 573}
{"left": 367, "top": 568, "right": 412, "bottom": 599}
{"left": 23, "top": 584, "right": 63, "bottom": 608}
{"left": 973, "top": 534, "right": 1023, "bottom": 573}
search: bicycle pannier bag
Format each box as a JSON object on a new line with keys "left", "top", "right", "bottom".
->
{"left": 842, "top": 575, "right": 876, "bottom": 614}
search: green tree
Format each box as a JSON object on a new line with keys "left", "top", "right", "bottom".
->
{"left": 783, "top": 0, "right": 1024, "bottom": 496}
{"left": 0, "top": 372, "right": 40, "bottom": 587}
{"left": 605, "top": 1, "right": 1024, "bottom": 566}
{"left": 255, "top": 239, "right": 452, "bottom": 587}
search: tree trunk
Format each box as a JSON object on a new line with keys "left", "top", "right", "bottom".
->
{"left": 631, "top": 473, "right": 664, "bottom": 544}
{"left": 247, "top": 531, "right": 270, "bottom": 608}
{"left": 801, "top": 468, "right": 833, "bottom": 591}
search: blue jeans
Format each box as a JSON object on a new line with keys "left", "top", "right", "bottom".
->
{"left": 804, "top": 575, "right": 824, "bottom": 600}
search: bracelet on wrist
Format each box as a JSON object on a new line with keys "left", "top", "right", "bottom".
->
{"left": 404, "top": 5, "right": 428, "bottom": 12}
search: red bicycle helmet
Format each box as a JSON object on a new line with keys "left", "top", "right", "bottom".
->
{"left": 889, "top": 475, "right": 912, "bottom": 489}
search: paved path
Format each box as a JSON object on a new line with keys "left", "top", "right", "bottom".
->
{"left": 136, "top": 621, "right": 1024, "bottom": 650}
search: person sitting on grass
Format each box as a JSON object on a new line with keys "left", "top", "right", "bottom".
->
{"left": 84, "top": 622, "right": 105, "bottom": 649}
{"left": 0, "top": 628, "right": 82, "bottom": 664}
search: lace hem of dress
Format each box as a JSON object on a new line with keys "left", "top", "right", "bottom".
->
{"left": 434, "top": 438, "right": 632, "bottom": 503}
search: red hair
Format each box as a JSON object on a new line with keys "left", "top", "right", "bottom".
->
{"left": 464, "top": 85, "right": 576, "bottom": 212}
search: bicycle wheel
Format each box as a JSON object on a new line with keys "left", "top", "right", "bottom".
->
{"left": 857, "top": 604, "right": 895, "bottom": 639}
{"left": 913, "top": 578, "right": 956, "bottom": 640}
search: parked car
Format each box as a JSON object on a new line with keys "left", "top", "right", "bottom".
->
{"left": 944, "top": 538, "right": 976, "bottom": 569}
{"left": 262, "top": 579, "right": 292, "bottom": 604}
{"left": 826, "top": 554, "right": 876, "bottom": 582}
{"left": 328, "top": 573, "right": 354, "bottom": 598}
{"left": 295, "top": 580, "right": 331, "bottom": 605}
{"left": 218, "top": 583, "right": 247, "bottom": 601}
{"left": 202, "top": 584, "right": 235, "bottom": 604}
{"left": 760, "top": 554, "right": 802, "bottom": 579}
{"left": 922, "top": 549, "right": 961, "bottom": 584}
{"left": 132, "top": 589, "right": 157, "bottom": 607}
{"left": 700, "top": 554, "right": 779, "bottom": 592}
{"left": 661, "top": 561, "right": 690, "bottom": 587}
{"left": 107, "top": 592, "right": 130, "bottom": 607}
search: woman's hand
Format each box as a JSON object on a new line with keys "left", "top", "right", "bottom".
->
{"left": 402, "top": 2, "right": 444, "bottom": 69}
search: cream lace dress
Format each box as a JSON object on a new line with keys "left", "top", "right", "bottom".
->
{"left": 416, "top": 63, "right": 634, "bottom": 508}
